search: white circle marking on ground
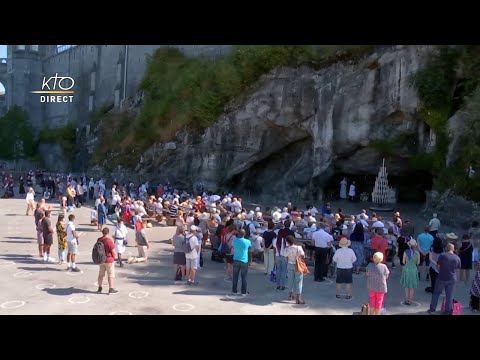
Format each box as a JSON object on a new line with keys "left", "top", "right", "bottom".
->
{"left": 1, "top": 300, "right": 26, "bottom": 309}
{"left": 66, "top": 270, "right": 84, "bottom": 276}
{"left": 172, "top": 303, "right": 195, "bottom": 312}
{"left": 68, "top": 296, "right": 91, "bottom": 304}
{"left": 109, "top": 311, "right": 133, "bottom": 315}
{"left": 13, "top": 271, "right": 33, "bottom": 278}
{"left": 147, "top": 259, "right": 160, "bottom": 264}
{"left": 0, "top": 261, "right": 15, "bottom": 266}
{"left": 130, "top": 271, "right": 150, "bottom": 276}
{"left": 35, "top": 283, "right": 56, "bottom": 290}
{"left": 400, "top": 301, "right": 421, "bottom": 307}
{"left": 289, "top": 303, "right": 310, "bottom": 310}
{"left": 224, "top": 277, "right": 232, "bottom": 282}
{"left": 128, "top": 291, "right": 149, "bottom": 299}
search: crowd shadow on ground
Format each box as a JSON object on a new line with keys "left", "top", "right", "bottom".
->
{"left": 4, "top": 237, "right": 35, "bottom": 240}
{"left": 0, "top": 254, "right": 40, "bottom": 264}
{"left": 42, "top": 287, "right": 97, "bottom": 296}
{"left": 117, "top": 247, "right": 357, "bottom": 312}
{"left": 18, "top": 266, "right": 63, "bottom": 272}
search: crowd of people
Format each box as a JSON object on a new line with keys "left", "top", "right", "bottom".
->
{"left": 13, "top": 172, "right": 480, "bottom": 314}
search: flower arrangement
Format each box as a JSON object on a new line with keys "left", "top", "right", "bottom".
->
{"left": 359, "top": 192, "right": 370, "bottom": 202}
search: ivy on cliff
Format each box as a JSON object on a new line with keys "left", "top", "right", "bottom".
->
{"left": 92, "top": 45, "right": 375, "bottom": 167}
{"left": 412, "top": 45, "right": 480, "bottom": 201}
{"left": 38, "top": 124, "right": 77, "bottom": 162}
{"left": 0, "top": 106, "right": 36, "bottom": 160}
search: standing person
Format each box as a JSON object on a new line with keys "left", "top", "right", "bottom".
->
{"left": 36, "top": 211, "right": 45, "bottom": 258}
{"left": 128, "top": 220, "right": 149, "bottom": 263}
{"left": 273, "top": 221, "right": 294, "bottom": 290}
{"left": 185, "top": 225, "right": 200, "bottom": 285}
{"left": 400, "top": 239, "right": 420, "bottom": 305}
{"left": 458, "top": 234, "right": 474, "bottom": 285}
{"left": 428, "top": 243, "right": 462, "bottom": 314}
{"left": 97, "top": 197, "right": 107, "bottom": 232}
{"left": 350, "top": 222, "right": 366, "bottom": 274}
{"left": 417, "top": 227, "right": 434, "bottom": 281}
{"left": 232, "top": 229, "right": 252, "bottom": 296}
{"left": 262, "top": 222, "right": 276, "bottom": 276}
{"left": 56, "top": 214, "right": 67, "bottom": 265}
{"left": 88, "top": 178, "right": 94, "bottom": 200}
{"left": 339, "top": 177, "right": 348, "bottom": 199}
{"left": 371, "top": 228, "right": 388, "bottom": 264}
{"left": 426, "top": 238, "right": 444, "bottom": 293}
{"left": 172, "top": 225, "right": 187, "bottom": 280}
{"left": 66, "top": 214, "right": 81, "bottom": 272}
{"left": 333, "top": 237, "right": 357, "bottom": 299}
{"left": 348, "top": 181, "right": 356, "bottom": 201}
{"left": 113, "top": 219, "right": 128, "bottom": 267}
{"left": 285, "top": 235, "right": 306, "bottom": 304}
{"left": 96, "top": 227, "right": 118, "bottom": 294}
{"left": 41, "top": 210, "right": 55, "bottom": 263}
{"left": 366, "top": 252, "right": 390, "bottom": 315}
{"left": 469, "top": 262, "right": 480, "bottom": 312}
{"left": 428, "top": 213, "right": 441, "bottom": 239}
{"left": 312, "top": 224, "right": 334, "bottom": 282}
{"left": 25, "top": 187, "right": 35, "bottom": 215}
{"left": 19, "top": 175, "right": 25, "bottom": 195}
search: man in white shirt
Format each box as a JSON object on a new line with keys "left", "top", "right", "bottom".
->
{"left": 429, "top": 213, "right": 441, "bottom": 238}
{"left": 25, "top": 187, "right": 35, "bottom": 215}
{"left": 312, "top": 224, "right": 333, "bottom": 282}
{"left": 357, "top": 209, "right": 369, "bottom": 221}
{"left": 231, "top": 198, "right": 242, "bottom": 214}
{"left": 280, "top": 208, "right": 290, "bottom": 220}
{"left": 185, "top": 226, "right": 201, "bottom": 285}
{"left": 372, "top": 217, "right": 385, "bottom": 230}
{"left": 66, "top": 214, "right": 81, "bottom": 272}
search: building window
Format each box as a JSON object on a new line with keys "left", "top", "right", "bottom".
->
{"left": 90, "top": 72, "right": 96, "bottom": 92}
{"left": 16, "top": 45, "right": 26, "bottom": 50}
{"left": 88, "top": 95, "right": 94, "bottom": 112}
{"left": 30, "top": 45, "right": 39, "bottom": 52}
{"left": 114, "top": 90, "right": 120, "bottom": 108}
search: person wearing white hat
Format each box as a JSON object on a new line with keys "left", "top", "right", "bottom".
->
{"left": 333, "top": 237, "right": 357, "bottom": 299}
{"left": 400, "top": 239, "right": 420, "bottom": 305}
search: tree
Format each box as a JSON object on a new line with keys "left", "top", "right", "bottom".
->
{"left": 0, "top": 106, "right": 36, "bottom": 159}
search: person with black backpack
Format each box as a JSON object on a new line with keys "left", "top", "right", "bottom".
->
{"left": 94, "top": 227, "right": 118, "bottom": 294}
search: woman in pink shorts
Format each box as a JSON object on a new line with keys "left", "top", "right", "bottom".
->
{"left": 366, "top": 252, "right": 390, "bottom": 315}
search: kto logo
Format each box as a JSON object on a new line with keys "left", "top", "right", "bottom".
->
{"left": 31, "top": 73, "right": 75, "bottom": 103}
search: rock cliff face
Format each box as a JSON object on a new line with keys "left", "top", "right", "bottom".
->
{"left": 138, "top": 45, "right": 436, "bottom": 200}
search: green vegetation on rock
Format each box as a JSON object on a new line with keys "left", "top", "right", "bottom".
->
{"left": 39, "top": 123, "right": 77, "bottom": 161}
{"left": 0, "top": 106, "right": 36, "bottom": 159}
{"left": 412, "top": 45, "right": 480, "bottom": 201}
{"left": 93, "top": 45, "right": 375, "bottom": 166}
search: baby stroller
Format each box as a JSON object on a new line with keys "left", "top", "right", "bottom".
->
{"left": 2, "top": 184, "right": 14, "bottom": 198}
{"left": 210, "top": 234, "right": 224, "bottom": 263}
{"left": 90, "top": 209, "right": 98, "bottom": 226}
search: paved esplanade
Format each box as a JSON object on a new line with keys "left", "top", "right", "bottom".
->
{"left": 0, "top": 198, "right": 473, "bottom": 315}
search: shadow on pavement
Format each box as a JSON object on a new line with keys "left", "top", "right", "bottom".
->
{"left": 4, "top": 237, "right": 36, "bottom": 240}
{"left": 2, "top": 240, "right": 35, "bottom": 244}
{"left": 42, "top": 287, "right": 97, "bottom": 296}
{"left": 18, "top": 266, "right": 63, "bottom": 272}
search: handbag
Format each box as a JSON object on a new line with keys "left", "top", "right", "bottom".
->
{"left": 295, "top": 246, "right": 310, "bottom": 274}
{"left": 269, "top": 265, "right": 277, "bottom": 283}
{"left": 361, "top": 303, "right": 369, "bottom": 315}
{"left": 441, "top": 298, "right": 463, "bottom": 315}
